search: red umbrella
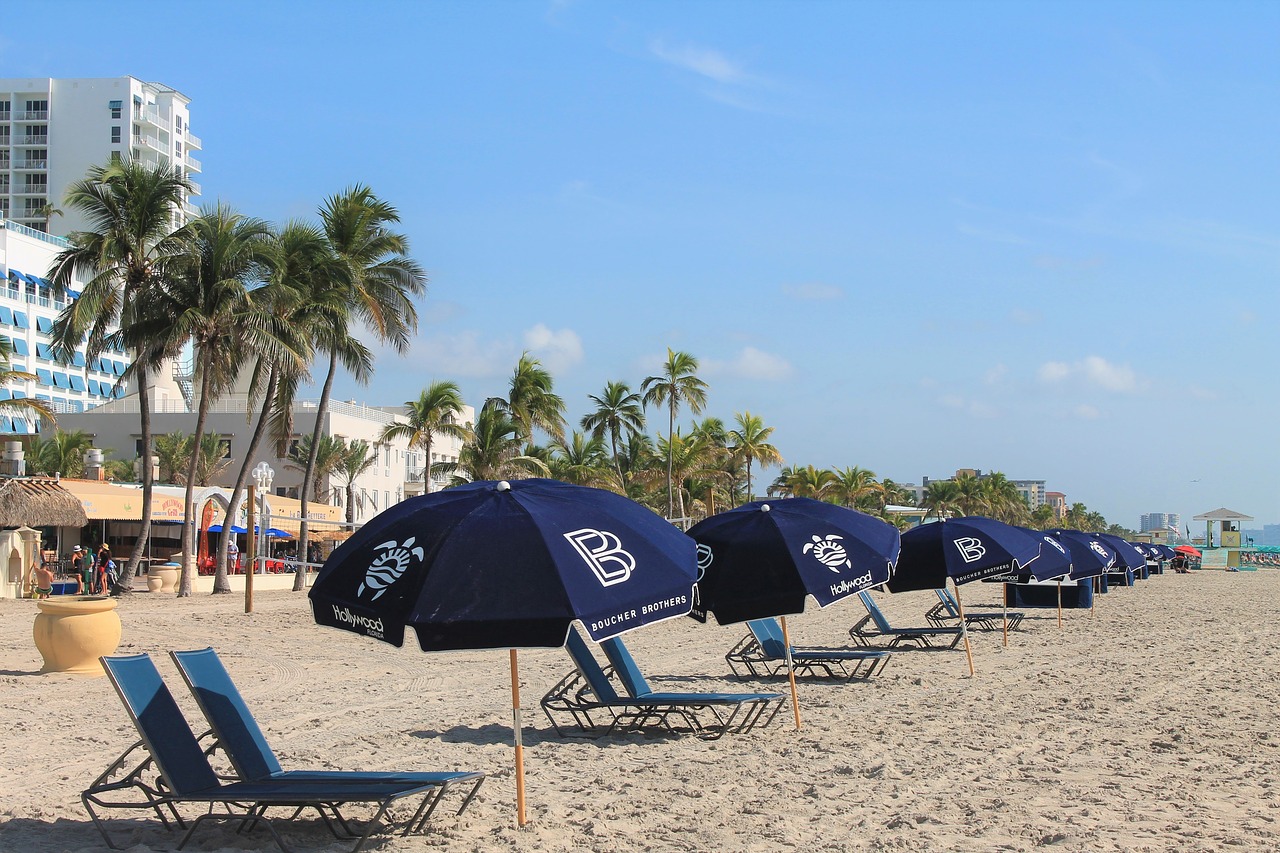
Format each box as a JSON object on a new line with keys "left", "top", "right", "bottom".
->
{"left": 1174, "top": 545, "right": 1202, "bottom": 558}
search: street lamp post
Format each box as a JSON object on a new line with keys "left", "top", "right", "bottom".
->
{"left": 247, "top": 462, "right": 274, "bottom": 613}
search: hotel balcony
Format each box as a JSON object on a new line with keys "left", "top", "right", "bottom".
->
{"left": 186, "top": 154, "right": 202, "bottom": 172}
{"left": 14, "top": 111, "right": 48, "bottom": 121}
{"left": 137, "top": 106, "right": 171, "bottom": 131}
{"left": 15, "top": 136, "right": 48, "bottom": 146}
{"left": 13, "top": 159, "right": 47, "bottom": 171}
{"left": 133, "top": 133, "right": 164, "bottom": 153}
{"left": 186, "top": 178, "right": 202, "bottom": 195}
{"left": 185, "top": 131, "right": 202, "bottom": 149}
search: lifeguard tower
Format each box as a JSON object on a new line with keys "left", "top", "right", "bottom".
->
{"left": 1192, "top": 507, "right": 1253, "bottom": 569}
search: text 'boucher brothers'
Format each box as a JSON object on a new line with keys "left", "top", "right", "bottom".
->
{"left": 590, "top": 594, "right": 688, "bottom": 634}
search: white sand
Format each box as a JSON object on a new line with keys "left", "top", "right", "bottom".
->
{"left": 1, "top": 570, "right": 1277, "bottom": 852}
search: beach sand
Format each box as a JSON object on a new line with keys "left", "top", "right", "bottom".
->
{"left": 1, "top": 570, "right": 1277, "bottom": 852}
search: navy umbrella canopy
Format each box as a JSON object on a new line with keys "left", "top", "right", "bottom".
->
{"left": 1014, "top": 527, "right": 1074, "bottom": 582}
{"left": 889, "top": 517, "right": 1043, "bottom": 593}
{"left": 1048, "top": 529, "right": 1116, "bottom": 581}
{"left": 309, "top": 478, "right": 699, "bottom": 827}
{"left": 311, "top": 478, "right": 698, "bottom": 651}
{"left": 1093, "top": 532, "right": 1147, "bottom": 571}
{"left": 688, "top": 498, "right": 900, "bottom": 625}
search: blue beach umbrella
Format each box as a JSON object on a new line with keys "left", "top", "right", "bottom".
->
{"left": 1047, "top": 529, "right": 1117, "bottom": 622}
{"left": 1094, "top": 532, "right": 1147, "bottom": 583}
{"left": 688, "top": 498, "right": 900, "bottom": 727}
{"left": 309, "top": 478, "right": 698, "bottom": 825}
{"left": 890, "top": 517, "right": 1043, "bottom": 674}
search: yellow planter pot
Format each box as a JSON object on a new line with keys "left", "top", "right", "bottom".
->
{"left": 149, "top": 566, "right": 179, "bottom": 594}
{"left": 32, "top": 596, "right": 122, "bottom": 676}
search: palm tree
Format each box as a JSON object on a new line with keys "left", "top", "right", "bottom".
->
{"left": 378, "top": 381, "right": 469, "bottom": 494}
{"left": 288, "top": 434, "right": 346, "bottom": 503}
{"left": 190, "top": 434, "right": 232, "bottom": 486}
{"left": 295, "top": 185, "right": 425, "bottom": 592}
{"left": 922, "top": 480, "right": 961, "bottom": 520}
{"left": 548, "top": 431, "right": 609, "bottom": 487}
{"left": 580, "top": 380, "right": 645, "bottom": 489}
{"left": 496, "top": 353, "right": 566, "bottom": 446}
{"left": 27, "top": 429, "right": 93, "bottom": 477}
{"left": 641, "top": 348, "right": 708, "bottom": 519}
{"left": 879, "top": 478, "right": 911, "bottom": 510}
{"left": 727, "top": 412, "right": 782, "bottom": 503}
{"left": 36, "top": 202, "right": 63, "bottom": 232}
{"left": 831, "top": 466, "right": 882, "bottom": 511}
{"left": 656, "top": 429, "right": 724, "bottom": 525}
{"left": 162, "top": 204, "right": 272, "bottom": 596}
{"left": 153, "top": 431, "right": 190, "bottom": 484}
{"left": 1029, "top": 504, "right": 1057, "bottom": 529}
{"left": 47, "top": 158, "right": 191, "bottom": 592}
{"left": 781, "top": 465, "right": 837, "bottom": 500}
{"left": 451, "top": 400, "right": 550, "bottom": 483}
{"left": 332, "top": 439, "right": 377, "bottom": 524}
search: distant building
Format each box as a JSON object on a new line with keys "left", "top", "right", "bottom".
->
{"left": 1044, "top": 491, "right": 1066, "bottom": 519}
{"left": 1139, "top": 512, "right": 1181, "bottom": 534}
{"left": 0, "top": 76, "right": 202, "bottom": 236}
{"left": 0, "top": 219, "right": 122, "bottom": 432}
{"left": 1242, "top": 524, "right": 1280, "bottom": 547}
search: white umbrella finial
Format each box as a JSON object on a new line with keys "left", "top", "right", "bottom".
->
{"left": 497, "top": 481, "right": 512, "bottom": 492}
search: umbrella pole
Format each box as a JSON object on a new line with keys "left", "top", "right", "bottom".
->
{"left": 509, "top": 649, "right": 527, "bottom": 827}
{"left": 952, "top": 580, "right": 976, "bottom": 677}
{"left": 1057, "top": 580, "right": 1063, "bottom": 629}
{"left": 1001, "top": 592, "right": 1008, "bottom": 648}
{"left": 778, "top": 615, "right": 802, "bottom": 730}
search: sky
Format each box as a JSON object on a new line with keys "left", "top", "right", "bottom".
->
{"left": 5, "top": 1, "right": 1278, "bottom": 530}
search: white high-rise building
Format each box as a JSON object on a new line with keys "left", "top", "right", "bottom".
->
{"left": 0, "top": 76, "right": 201, "bottom": 236}
{"left": 0, "top": 219, "right": 126, "bottom": 431}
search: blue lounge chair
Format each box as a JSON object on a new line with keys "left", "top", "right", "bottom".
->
{"left": 925, "top": 588, "right": 1024, "bottom": 632}
{"left": 86, "top": 653, "right": 451, "bottom": 853}
{"left": 725, "top": 617, "right": 892, "bottom": 680}
{"left": 540, "top": 627, "right": 782, "bottom": 739}
{"left": 849, "top": 590, "right": 964, "bottom": 649}
{"left": 170, "top": 647, "right": 484, "bottom": 825}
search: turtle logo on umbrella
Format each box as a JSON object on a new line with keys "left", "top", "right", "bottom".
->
{"left": 358, "top": 537, "right": 425, "bottom": 600}
{"left": 803, "top": 534, "right": 851, "bottom": 572}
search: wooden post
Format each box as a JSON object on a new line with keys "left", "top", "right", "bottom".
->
{"left": 510, "top": 649, "right": 527, "bottom": 827}
{"left": 952, "top": 579, "right": 975, "bottom": 677}
{"left": 245, "top": 485, "right": 255, "bottom": 614}
{"left": 1001, "top": 594, "right": 1009, "bottom": 647}
{"left": 1057, "top": 580, "right": 1063, "bottom": 629}
{"left": 779, "top": 615, "right": 801, "bottom": 730}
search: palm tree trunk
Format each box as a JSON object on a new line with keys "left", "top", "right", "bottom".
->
{"left": 295, "top": 350, "right": 338, "bottom": 592}
{"left": 746, "top": 460, "right": 754, "bottom": 504}
{"left": 117, "top": 362, "right": 153, "bottom": 593}
{"left": 610, "top": 429, "right": 625, "bottom": 492}
{"left": 423, "top": 435, "right": 433, "bottom": 494}
{"left": 666, "top": 403, "right": 675, "bottom": 519}
{"left": 177, "top": 368, "right": 215, "bottom": 597}
{"left": 213, "top": 368, "right": 279, "bottom": 594}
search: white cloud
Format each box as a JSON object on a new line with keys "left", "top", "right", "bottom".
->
{"left": 938, "top": 394, "right": 999, "bottom": 419}
{"left": 649, "top": 39, "right": 748, "bottom": 84}
{"left": 413, "top": 331, "right": 514, "bottom": 378}
{"left": 705, "top": 347, "right": 793, "bottom": 381}
{"left": 1009, "top": 308, "right": 1041, "bottom": 326}
{"left": 1037, "top": 361, "right": 1072, "bottom": 383}
{"left": 1037, "top": 356, "right": 1142, "bottom": 393}
{"left": 522, "top": 323, "right": 584, "bottom": 374}
{"left": 984, "top": 364, "right": 1007, "bottom": 386}
{"left": 1074, "top": 404, "right": 1102, "bottom": 419}
{"left": 782, "top": 282, "right": 844, "bottom": 301}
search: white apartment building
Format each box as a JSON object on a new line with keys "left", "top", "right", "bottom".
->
{"left": 0, "top": 76, "right": 201, "bottom": 236}
{"left": 57, "top": 399, "right": 475, "bottom": 525}
{"left": 0, "top": 219, "right": 124, "bottom": 431}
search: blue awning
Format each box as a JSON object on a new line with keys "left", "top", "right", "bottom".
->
{"left": 113, "top": 360, "right": 126, "bottom": 376}
{"left": 35, "top": 316, "right": 53, "bottom": 333}
{"left": 69, "top": 375, "right": 86, "bottom": 391}
{"left": 113, "top": 385, "right": 125, "bottom": 398}
{"left": 13, "top": 311, "right": 29, "bottom": 330}
{"left": 35, "top": 368, "right": 53, "bottom": 386}
{"left": 0, "top": 417, "right": 11, "bottom": 432}
{"left": 72, "top": 351, "right": 86, "bottom": 367}
{"left": 11, "top": 339, "right": 27, "bottom": 357}
{"left": 35, "top": 343, "right": 52, "bottom": 360}
{"left": 87, "top": 379, "right": 100, "bottom": 395}
{"left": 53, "top": 372, "right": 70, "bottom": 389}
{"left": 11, "top": 418, "right": 27, "bottom": 433}
{"left": 0, "top": 390, "right": 11, "bottom": 401}
{"left": 0, "top": 307, "right": 11, "bottom": 325}
{"left": 8, "top": 269, "right": 36, "bottom": 285}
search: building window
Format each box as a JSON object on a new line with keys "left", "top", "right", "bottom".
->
{"left": 25, "top": 99, "right": 48, "bottom": 113}
{"left": 25, "top": 174, "right": 47, "bottom": 193}
{"left": 175, "top": 116, "right": 183, "bottom": 133}
{"left": 109, "top": 99, "right": 122, "bottom": 119}
{"left": 110, "top": 126, "right": 121, "bottom": 144}
{"left": 219, "top": 438, "right": 232, "bottom": 459}
{"left": 109, "top": 151, "right": 122, "bottom": 164}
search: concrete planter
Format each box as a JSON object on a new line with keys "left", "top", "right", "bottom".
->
{"left": 148, "top": 565, "right": 180, "bottom": 594}
{"left": 32, "top": 596, "right": 122, "bottom": 676}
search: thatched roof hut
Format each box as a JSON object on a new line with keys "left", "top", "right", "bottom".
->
{"left": 0, "top": 478, "right": 89, "bottom": 528}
